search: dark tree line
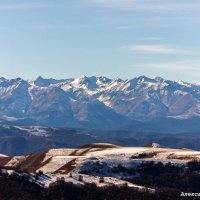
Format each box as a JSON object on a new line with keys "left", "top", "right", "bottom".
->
{"left": 1, "top": 160, "right": 200, "bottom": 200}
{"left": 0, "top": 172, "right": 187, "bottom": 200}
{"left": 124, "top": 160, "right": 200, "bottom": 193}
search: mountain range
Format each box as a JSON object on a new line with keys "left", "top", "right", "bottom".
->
{"left": 0, "top": 75, "right": 200, "bottom": 131}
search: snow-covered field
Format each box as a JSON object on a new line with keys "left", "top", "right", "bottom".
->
{"left": 34, "top": 172, "right": 155, "bottom": 193}
{"left": 0, "top": 143, "right": 200, "bottom": 189}
{"left": 0, "top": 153, "right": 7, "bottom": 157}
{"left": 13, "top": 126, "right": 49, "bottom": 136}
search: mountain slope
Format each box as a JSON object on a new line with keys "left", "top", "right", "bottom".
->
{"left": 0, "top": 76, "right": 199, "bottom": 130}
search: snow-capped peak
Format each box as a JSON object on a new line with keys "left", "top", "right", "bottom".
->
{"left": 176, "top": 80, "right": 192, "bottom": 87}
{"left": 28, "top": 76, "right": 64, "bottom": 87}
{"left": 0, "top": 75, "right": 199, "bottom": 129}
{"left": 195, "top": 82, "right": 200, "bottom": 86}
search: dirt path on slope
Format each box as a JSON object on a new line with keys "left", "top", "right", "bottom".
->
{"left": 53, "top": 158, "right": 77, "bottom": 174}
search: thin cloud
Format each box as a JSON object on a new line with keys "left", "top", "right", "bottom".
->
{"left": 139, "top": 60, "right": 200, "bottom": 71}
{"left": 0, "top": 3, "right": 65, "bottom": 11}
{"left": 0, "top": 4, "right": 42, "bottom": 10}
{"left": 28, "top": 25, "right": 68, "bottom": 30}
{"left": 142, "top": 37, "right": 165, "bottom": 41}
{"left": 127, "top": 45, "right": 177, "bottom": 54}
{"left": 86, "top": 0, "right": 200, "bottom": 12}
{"left": 130, "top": 60, "right": 200, "bottom": 81}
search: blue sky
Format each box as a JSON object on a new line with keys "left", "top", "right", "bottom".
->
{"left": 0, "top": 0, "right": 200, "bottom": 82}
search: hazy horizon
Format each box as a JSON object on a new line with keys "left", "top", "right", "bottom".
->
{"left": 0, "top": 74, "right": 199, "bottom": 84}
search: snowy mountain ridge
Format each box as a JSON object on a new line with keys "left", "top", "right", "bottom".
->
{"left": 0, "top": 75, "right": 199, "bottom": 129}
